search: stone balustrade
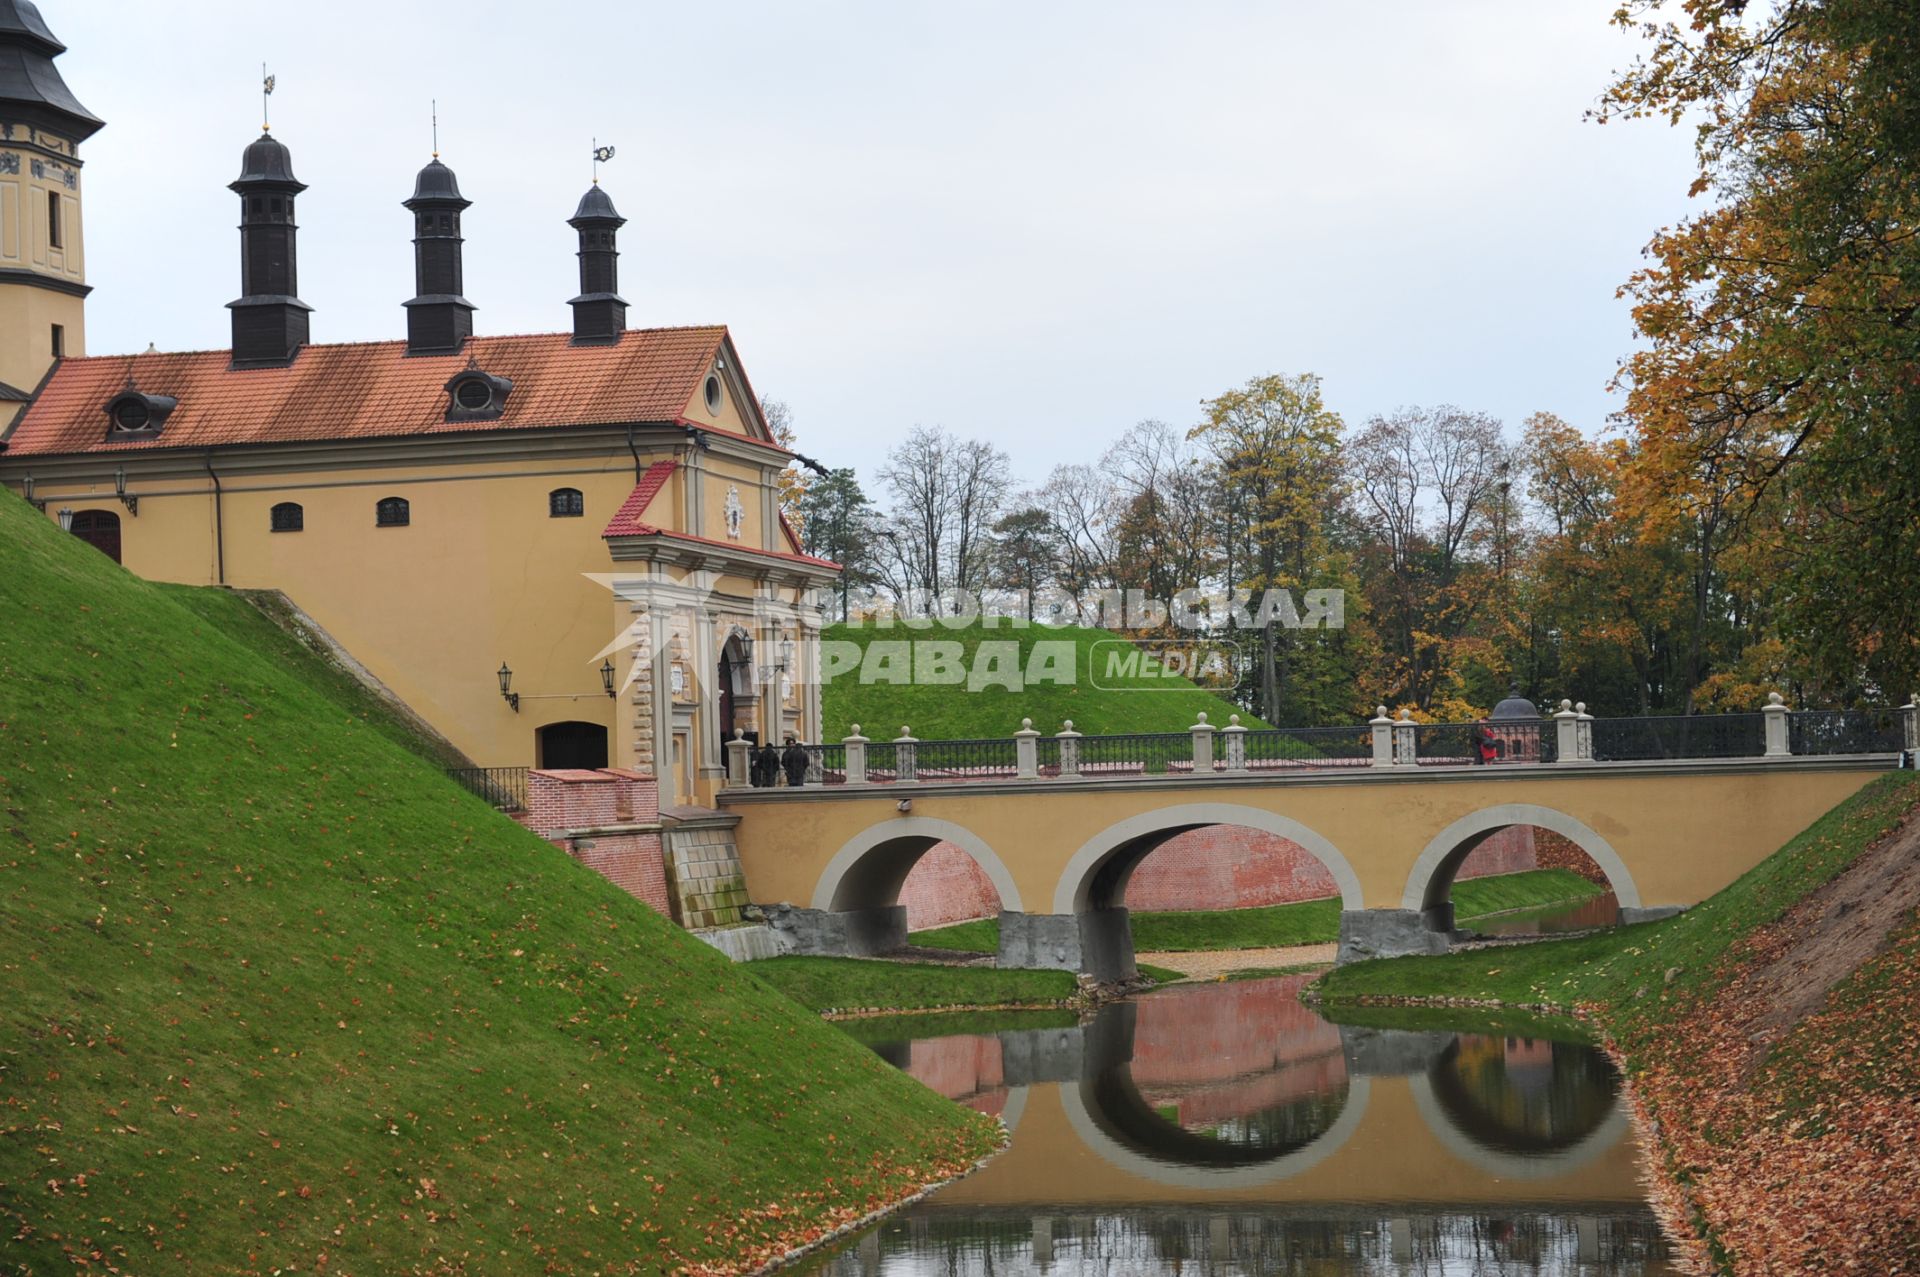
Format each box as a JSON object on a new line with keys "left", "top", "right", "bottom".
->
{"left": 720, "top": 692, "right": 1918, "bottom": 790}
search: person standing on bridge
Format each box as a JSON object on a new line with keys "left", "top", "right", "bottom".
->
{"left": 781, "top": 736, "right": 810, "bottom": 788}
{"left": 753, "top": 738, "right": 782, "bottom": 788}
{"left": 1475, "top": 719, "right": 1500, "bottom": 765}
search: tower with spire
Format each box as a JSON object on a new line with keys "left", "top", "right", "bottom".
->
{"left": 568, "top": 180, "right": 627, "bottom": 345}
{"left": 227, "top": 128, "right": 312, "bottom": 367}
{"left": 0, "top": 0, "right": 103, "bottom": 403}
{"left": 402, "top": 145, "right": 475, "bottom": 355}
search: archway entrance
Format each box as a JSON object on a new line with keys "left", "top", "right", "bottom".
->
{"left": 69, "top": 509, "right": 121, "bottom": 563}
{"left": 536, "top": 721, "right": 608, "bottom": 770}
{"left": 717, "top": 632, "right": 753, "bottom": 748}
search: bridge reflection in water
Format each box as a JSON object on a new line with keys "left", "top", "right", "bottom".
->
{"left": 804, "top": 976, "right": 1676, "bottom": 1275}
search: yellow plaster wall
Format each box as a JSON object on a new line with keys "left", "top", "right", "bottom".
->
{"left": 0, "top": 285, "right": 85, "bottom": 397}
{"left": 679, "top": 360, "right": 754, "bottom": 437}
{"left": 31, "top": 452, "right": 662, "bottom": 771}
{"left": 725, "top": 764, "right": 1886, "bottom": 915}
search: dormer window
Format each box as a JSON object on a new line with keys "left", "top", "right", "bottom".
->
{"left": 443, "top": 364, "right": 513, "bottom": 423}
{"left": 102, "top": 386, "right": 179, "bottom": 439}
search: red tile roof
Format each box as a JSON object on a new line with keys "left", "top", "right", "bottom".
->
{"left": 602, "top": 459, "right": 679, "bottom": 536}
{"left": 601, "top": 460, "right": 839, "bottom": 570}
{"left": 1, "top": 326, "right": 737, "bottom": 457}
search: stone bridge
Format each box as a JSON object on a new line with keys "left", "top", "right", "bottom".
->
{"left": 719, "top": 703, "right": 1908, "bottom": 976}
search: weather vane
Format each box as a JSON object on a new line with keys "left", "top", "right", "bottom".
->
{"left": 592, "top": 138, "right": 615, "bottom": 184}
{"left": 261, "top": 63, "right": 275, "bottom": 131}
{"left": 431, "top": 98, "right": 439, "bottom": 159}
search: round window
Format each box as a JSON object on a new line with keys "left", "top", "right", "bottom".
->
{"left": 455, "top": 379, "right": 493, "bottom": 411}
{"left": 112, "top": 398, "right": 151, "bottom": 431}
{"left": 704, "top": 375, "right": 723, "bottom": 414}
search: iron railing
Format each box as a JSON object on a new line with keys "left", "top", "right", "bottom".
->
{"left": 1077, "top": 732, "right": 1194, "bottom": 777}
{"left": 864, "top": 741, "right": 900, "bottom": 782}
{"left": 804, "top": 743, "right": 848, "bottom": 785}
{"left": 1241, "top": 726, "right": 1374, "bottom": 769}
{"left": 1591, "top": 713, "right": 1766, "bottom": 762}
{"left": 447, "top": 765, "right": 528, "bottom": 811}
{"left": 1791, "top": 709, "right": 1906, "bottom": 756}
{"left": 1409, "top": 721, "right": 1556, "bottom": 766}
{"left": 732, "top": 703, "right": 1906, "bottom": 791}
{"left": 913, "top": 737, "right": 1021, "bottom": 782}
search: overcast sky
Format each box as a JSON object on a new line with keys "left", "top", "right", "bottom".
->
{"left": 58, "top": 1, "right": 1697, "bottom": 489}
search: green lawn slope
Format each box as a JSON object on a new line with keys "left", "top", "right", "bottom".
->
{"left": 819, "top": 620, "right": 1266, "bottom": 739}
{"left": 0, "top": 492, "right": 995, "bottom": 1277}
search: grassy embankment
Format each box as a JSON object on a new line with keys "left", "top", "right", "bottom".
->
{"left": 819, "top": 618, "right": 1266, "bottom": 739}
{"left": 911, "top": 867, "right": 1603, "bottom": 954}
{"left": 0, "top": 492, "right": 998, "bottom": 1276}
{"left": 1317, "top": 770, "right": 1920, "bottom": 1274}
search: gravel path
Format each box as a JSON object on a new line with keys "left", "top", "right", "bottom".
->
{"left": 1139, "top": 944, "right": 1337, "bottom": 978}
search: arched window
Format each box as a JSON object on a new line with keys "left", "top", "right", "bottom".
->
{"left": 68, "top": 510, "right": 121, "bottom": 564}
{"left": 376, "top": 496, "right": 410, "bottom": 527}
{"left": 270, "top": 502, "right": 304, "bottom": 532}
{"left": 548, "top": 487, "right": 584, "bottom": 518}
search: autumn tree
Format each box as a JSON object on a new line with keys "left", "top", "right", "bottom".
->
{"left": 1191, "top": 374, "right": 1347, "bottom": 722}
{"left": 1604, "top": 0, "right": 1920, "bottom": 699}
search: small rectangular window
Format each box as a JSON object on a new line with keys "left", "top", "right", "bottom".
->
{"left": 376, "top": 496, "right": 410, "bottom": 528}
{"left": 270, "top": 502, "right": 304, "bottom": 533}
{"left": 50, "top": 324, "right": 64, "bottom": 358}
{"left": 47, "top": 191, "right": 62, "bottom": 249}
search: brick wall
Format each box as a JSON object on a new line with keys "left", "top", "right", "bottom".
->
{"left": 564, "top": 831, "right": 672, "bottom": 916}
{"left": 525, "top": 768, "right": 674, "bottom": 921}
{"left": 1532, "top": 826, "right": 1611, "bottom": 883}
{"left": 526, "top": 769, "right": 619, "bottom": 831}
{"left": 896, "top": 823, "right": 1542, "bottom": 927}
{"left": 900, "top": 842, "right": 1004, "bottom": 929}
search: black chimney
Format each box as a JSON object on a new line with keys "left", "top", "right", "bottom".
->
{"left": 568, "top": 184, "right": 627, "bottom": 345}
{"left": 227, "top": 131, "right": 312, "bottom": 368}
{"left": 403, "top": 158, "right": 475, "bottom": 355}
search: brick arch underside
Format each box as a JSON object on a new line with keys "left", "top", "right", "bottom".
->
{"left": 897, "top": 826, "right": 1543, "bottom": 931}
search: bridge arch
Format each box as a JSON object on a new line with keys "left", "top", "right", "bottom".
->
{"left": 1053, "top": 803, "right": 1364, "bottom": 915}
{"left": 1399, "top": 802, "right": 1642, "bottom": 921}
{"left": 1408, "top": 1063, "right": 1630, "bottom": 1181}
{"left": 812, "top": 816, "right": 1023, "bottom": 914}
{"left": 1061, "top": 1071, "right": 1372, "bottom": 1189}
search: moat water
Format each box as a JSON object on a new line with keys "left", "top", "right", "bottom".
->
{"left": 799, "top": 972, "right": 1675, "bottom": 1275}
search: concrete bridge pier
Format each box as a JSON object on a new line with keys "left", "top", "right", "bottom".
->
{"left": 1338, "top": 909, "right": 1454, "bottom": 963}
{"left": 760, "top": 902, "right": 907, "bottom": 957}
{"left": 998, "top": 908, "right": 1139, "bottom": 983}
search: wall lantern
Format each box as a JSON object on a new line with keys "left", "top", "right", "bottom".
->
{"left": 497, "top": 661, "right": 519, "bottom": 712}
{"left": 113, "top": 466, "right": 138, "bottom": 516}
{"left": 599, "top": 658, "right": 616, "bottom": 698}
{"left": 57, "top": 507, "right": 74, "bottom": 532}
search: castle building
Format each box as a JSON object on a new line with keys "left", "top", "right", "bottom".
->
{"left": 0, "top": 2, "right": 836, "bottom": 807}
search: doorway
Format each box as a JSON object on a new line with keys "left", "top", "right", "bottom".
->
{"left": 69, "top": 510, "right": 122, "bottom": 563}
{"left": 718, "top": 632, "right": 754, "bottom": 748}
{"left": 536, "top": 721, "right": 609, "bottom": 770}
